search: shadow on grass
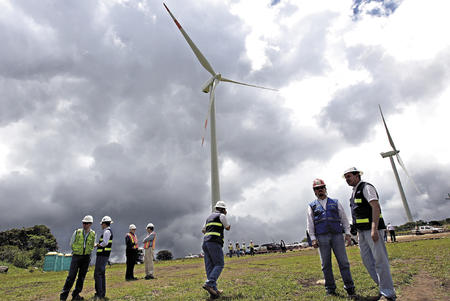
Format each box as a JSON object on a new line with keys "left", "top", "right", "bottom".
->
{"left": 204, "top": 292, "right": 246, "bottom": 300}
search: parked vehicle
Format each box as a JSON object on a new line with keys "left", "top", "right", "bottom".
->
{"left": 412, "top": 225, "right": 444, "bottom": 235}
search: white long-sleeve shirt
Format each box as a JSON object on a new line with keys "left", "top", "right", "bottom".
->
{"left": 306, "top": 198, "right": 351, "bottom": 241}
{"left": 98, "top": 227, "right": 112, "bottom": 247}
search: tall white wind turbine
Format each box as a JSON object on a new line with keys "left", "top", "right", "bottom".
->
{"left": 164, "top": 4, "right": 277, "bottom": 211}
{"left": 379, "top": 105, "right": 421, "bottom": 222}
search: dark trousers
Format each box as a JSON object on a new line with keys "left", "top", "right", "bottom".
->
{"left": 125, "top": 251, "right": 137, "bottom": 279}
{"left": 60, "top": 254, "right": 90, "bottom": 299}
{"left": 94, "top": 255, "right": 109, "bottom": 298}
{"left": 389, "top": 230, "right": 396, "bottom": 242}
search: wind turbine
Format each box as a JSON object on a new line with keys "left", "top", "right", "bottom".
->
{"left": 163, "top": 4, "right": 277, "bottom": 211}
{"left": 379, "top": 105, "right": 420, "bottom": 222}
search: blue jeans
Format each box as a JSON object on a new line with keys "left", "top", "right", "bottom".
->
{"left": 358, "top": 230, "right": 396, "bottom": 299}
{"left": 317, "top": 233, "right": 355, "bottom": 292}
{"left": 202, "top": 241, "right": 224, "bottom": 289}
{"left": 94, "top": 255, "right": 109, "bottom": 297}
{"left": 60, "top": 255, "right": 90, "bottom": 299}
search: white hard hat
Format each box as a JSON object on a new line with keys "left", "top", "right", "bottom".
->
{"left": 100, "top": 216, "right": 113, "bottom": 224}
{"left": 129, "top": 224, "right": 136, "bottom": 230}
{"left": 82, "top": 215, "right": 93, "bottom": 223}
{"left": 146, "top": 223, "right": 154, "bottom": 229}
{"left": 342, "top": 167, "right": 364, "bottom": 178}
{"left": 215, "top": 200, "right": 227, "bottom": 209}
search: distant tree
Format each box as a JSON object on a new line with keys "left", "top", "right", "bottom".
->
{"left": 429, "top": 220, "right": 442, "bottom": 226}
{"left": 156, "top": 250, "right": 173, "bottom": 261}
{"left": 0, "top": 225, "right": 57, "bottom": 268}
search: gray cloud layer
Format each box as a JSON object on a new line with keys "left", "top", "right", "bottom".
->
{"left": 0, "top": 1, "right": 448, "bottom": 259}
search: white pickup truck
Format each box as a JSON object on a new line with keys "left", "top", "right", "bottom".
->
{"left": 412, "top": 225, "right": 444, "bottom": 235}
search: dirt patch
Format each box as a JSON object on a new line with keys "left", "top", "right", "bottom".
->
{"left": 399, "top": 270, "right": 449, "bottom": 301}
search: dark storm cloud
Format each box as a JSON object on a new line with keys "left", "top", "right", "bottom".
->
{"left": 0, "top": 0, "right": 336, "bottom": 258}
{"left": 320, "top": 46, "right": 450, "bottom": 144}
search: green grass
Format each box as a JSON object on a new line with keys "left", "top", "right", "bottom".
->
{"left": 0, "top": 236, "right": 449, "bottom": 300}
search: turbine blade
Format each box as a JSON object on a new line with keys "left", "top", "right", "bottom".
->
{"left": 163, "top": 3, "right": 216, "bottom": 77}
{"left": 221, "top": 77, "right": 278, "bottom": 91}
{"left": 396, "top": 153, "right": 422, "bottom": 195}
{"left": 378, "top": 104, "right": 397, "bottom": 151}
{"left": 201, "top": 80, "right": 217, "bottom": 146}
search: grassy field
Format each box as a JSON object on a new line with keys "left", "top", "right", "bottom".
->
{"left": 0, "top": 234, "right": 449, "bottom": 301}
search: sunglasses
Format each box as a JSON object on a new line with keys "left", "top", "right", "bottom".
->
{"left": 313, "top": 186, "right": 326, "bottom": 191}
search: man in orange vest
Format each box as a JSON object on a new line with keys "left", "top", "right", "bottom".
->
{"left": 125, "top": 224, "right": 138, "bottom": 281}
{"left": 143, "top": 223, "right": 156, "bottom": 279}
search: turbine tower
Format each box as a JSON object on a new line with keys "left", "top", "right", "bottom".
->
{"left": 379, "top": 105, "right": 420, "bottom": 222}
{"left": 164, "top": 4, "right": 277, "bottom": 211}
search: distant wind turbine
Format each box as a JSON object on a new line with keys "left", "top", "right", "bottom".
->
{"left": 379, "top": 105, "right": 421, "bottom": 222}
{"left": 164, "top": 4, "right": 277, "bottom": 211}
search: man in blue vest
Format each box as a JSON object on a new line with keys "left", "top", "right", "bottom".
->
{"left": 306, "top": 179, "right": 356, "bottom": 298}
{"left": 94, "top": 216, "right": 113, "bottom": 301}
{"left": 201, "top": 201, "right": 231, "bottom": 298}
{"left": 343, "top": 167, "right": 396, "bottom": 301}
{"left": 60, "top": 215, "right": 96, "bottom": 301}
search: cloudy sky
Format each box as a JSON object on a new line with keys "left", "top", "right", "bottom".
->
{"left": 1, "top": 0, "right": 449, "bottom": 259}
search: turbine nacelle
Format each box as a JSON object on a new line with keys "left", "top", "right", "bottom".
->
{"left": 380, "top": 150, "right": 400, "bottom": 158}
{"left": 202, "top": 74, "right": 221, "bottom": 93}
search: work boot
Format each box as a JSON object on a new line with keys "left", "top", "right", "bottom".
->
{"left": 326, "top": 290, "right": 338, "bottom": 296}
{"left": 346, "top": 287, "right": 357, "bottom": 299}
{"left": 379, "top": 296, "right": 396, "bottom": 301}
{"left": 202, "top": 284, "right": 218, "bottom": 296}
{"left": 71, "top": 295, "right": 84, "bottom": 300}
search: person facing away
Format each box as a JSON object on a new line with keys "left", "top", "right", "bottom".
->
{"left": 201, "top": 201, "right": 231, "bottom": 299}
{"left": 387, "top": 223, "right": 396, "bottom": 242}
{"left": 142, "top": 223, "right": 156, "bottom": 279}
{"left": 94, "top": 216, "right": 113, "bottom": 301}
{"left": 125, "top": 224, "right": 139, "bottom": 281}
{"left": 60, "top": 215, "right": 96, "bottom": 301}
{"left": 306, "top": 178, "right": 356, "bottom": 298}
{"left": 343, "top": 167, "right": 396, "bottom": 301}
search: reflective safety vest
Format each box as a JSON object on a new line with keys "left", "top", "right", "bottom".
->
{"left": 203, "top": 212, "right": 225, "bottom": 246}
{"left": 72, "top": 228, "right": 96, "bottom": 255}
{"left": 228, "top": 244, "right": 233, "bottom": 250}
{"left": 309, "top": 198, "right": 343, "bottom": 235}
{"left": 144, "top": 232, "right": 156, "bottom": 250}
{"left": 249, "top": 243, "right": 254, "bottom": 249}
{"left": 350, "top": 182, "right": 386, "bottom": 231}
{"left": 127, "top": 232, "right": 138, "bottom": 249}
{"left": 97, "top": 228, "right": 113, "bottom": 257}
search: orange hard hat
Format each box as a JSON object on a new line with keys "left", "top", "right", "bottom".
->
{"left": 312, "top": 178, "right": 326, "bottom": 189}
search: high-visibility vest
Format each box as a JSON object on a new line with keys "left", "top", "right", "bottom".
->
{"left": 144, "top": 232, "right": 156, "bottom": 250}
{"left": 228, "top": 244, "right": 233, "bottom": 250}
{"left": 309, "top": 198, "right": 343, "bottom": 235}
{"left": 350, "top": 182, "right": 386, "bottom": 231}
{"left": 203, "top": 213, "right": 224, "bottom": 246}
{"left": 72, "top": 228, "right": 96, "bottom": 255}
{"left": 127, "top": 232, "right": 138, "bottom": 249}
{"left": 97, "top": 228, "right": 113, "bottom": 257}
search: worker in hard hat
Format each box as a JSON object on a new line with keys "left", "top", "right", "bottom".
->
{"left": 241, "top": 242, "right": 246, "bottom": 256}
{"left": 306, "top": 179, "right": 356, "bottom": 298}
{"left": 235, "top": 242, "right": 240, "bottom": 257}
{"left": 142, "top": 223, "right": 156, "bottom": 279}
{"left": 227, "top": 242, "right": 233, "bottom": 258}
{"left": 125, "top": 224, "right": 139, "bottom": 281}
{"left": 201, "top": 201, "right": 231, "bottom": 298}
{"left": 94, "top": 216, "right": 113, "bottom": 300}
{"left": 343, "top": 167, "right": 396, "bottom": 301}
{"left": 249, "top": 240, "right": 255, "bottom": 256}
{"left": 60, "top": 215, "right": 96, "bottom": 301}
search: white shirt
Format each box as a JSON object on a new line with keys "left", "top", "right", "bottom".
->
{"left": 99, "top": 227, "right": 112, "bottom": 247}
{"left": 306, "top": 197, "right": 351, "bottom": 241}
{"left": 352, "top": 181, "right": 378, "bottom": 202}
{"left": 202, "top": 211, "right": 230, "bottom": 232}
{"left": 387, "top": 224, "right": 395, "bottom": 231}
